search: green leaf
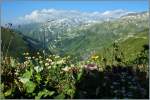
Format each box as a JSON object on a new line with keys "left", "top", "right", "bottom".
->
{"left": 54, "top": 93, "right": 65, "bottom": 99}
{"left": 77, "top": 72, "right": 83, "bottom": 81}
{"left": 25, "top": 81, "right": 36, "bottom": 93}
{"left": 0, "top": 83, "right": 5, "bottom": 99}
{"left": 19, "top": 70, "right": 32, "bottom": 84}
{"left": 0, "top": 83, "right": 4, "bottom": 91}
{"left": 4, "top": 89, "right": 12, "bottom": 97}
{"left": 35, "top": 89, "right": 55, "bottom": 99}
{"left": 66, "top": 89, "right": 75, "bottom": 98}
{"left": 0, "top": 92, "right": 5, "bottom": 99}
{"left": 10, "top": 58, "right": 15, "bottom": 68}
{"left": 35, "top": 73, "right": 41, "bottom": 83}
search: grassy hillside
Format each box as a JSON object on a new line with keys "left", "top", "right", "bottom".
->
{"left": 120, "top": 28, "right": 149, "bottom": 62}
{"left": 57, "top": 17, "right": 148, "bottom": 61}
{"left": 1, "top": 27, "right": 28, "bottom": 57}
{"left": 1, "top": 27, "right": 45, "bottom": 58}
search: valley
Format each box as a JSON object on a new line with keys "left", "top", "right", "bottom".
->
{"left": 1, "top": 7, "right": 149, "bottom": 99}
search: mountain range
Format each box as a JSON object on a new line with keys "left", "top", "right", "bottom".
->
{"left": 2, "top": 9, "right": 148, "bottom": 61}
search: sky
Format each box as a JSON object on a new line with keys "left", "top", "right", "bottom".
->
{"left": 1, "top": 0, "right": 149, "bottom": 25}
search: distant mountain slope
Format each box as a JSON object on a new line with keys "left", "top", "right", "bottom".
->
{"left": 14, "top": 9, "right": 134, "bottom": 49}
{"left": 120, "top": 28, "right": 149, "bottom": 61}
{"left": 57, "top": 12, "right": 148, "bottom": 59}
{"left": 1, "top": 27, "right": 28, "bottom": 57}
{"left": 1, "top": 27, "right": 44, "bottom": 57}
{"left": 13, "top": 11, "right": 148, "bottom": 60}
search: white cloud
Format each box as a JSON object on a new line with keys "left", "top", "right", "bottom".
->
{"left": 17, "top": 9, "right": 134, "bottom": 24}
{"left": 101, "top": 9, "right": 134, "bottom": 18}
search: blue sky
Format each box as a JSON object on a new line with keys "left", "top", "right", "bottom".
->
{"left": 1, "top": 0, "right": 148, "bottom": 25}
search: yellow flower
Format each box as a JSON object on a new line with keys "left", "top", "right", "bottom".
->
{"left": 91, "top": 55, "right": 99, "bottom": 60}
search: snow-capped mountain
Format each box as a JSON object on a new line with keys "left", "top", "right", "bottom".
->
{"left": 16, "top": 9, "right": 133, "bottom": 41}
{"left": 14, "top": 9, "right": 148, "bottom": 55}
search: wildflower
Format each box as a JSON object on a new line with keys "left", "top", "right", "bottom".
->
{"left": 37, "top": 52, "right": 40, "bottom": 55}
{"left": 131, "top": 78, "right": 136, "bottom": 82}
{"left": 26, "top": 52, "right": 29, "bottom": 55}
{"left": 121, "top": 90, "right": 126, "bottom": 94}
{"left": 45, "top": 63, "right": 49, "bottom": 66}
{"left": 35, "top": 58, "right": 39, "bottom": 61}
{"left": 103, "top": 82, "right": 106, "bottom": 86}
{"left": 87, "top": 60, "right": 90, "bottom": 63}
{"left": 104, "top": 76, "right": 109, "bottom": 80}
{"left": 46, "top": 58, "right": 52, "bottom": 62}
{"left": 67, "top": 56, "right": 70, "bottom": 59}
{"left": 51, "top": 62, "right": 55, "bottom": 65}
{"left": 121, "top": 72, "right": 126, "bottom": 76}
{"left": 126, "top": 92, "right": 132, "bottom": 97}
{"left": 39, "top": 61, "right": 43, "bottom": 64}
{"left": 62, "top": 67, "right": 70, "bottom": 72}
{"left": 91, "top": 55, "right": 99, "bottom": 60}
{"left": 113, "top": 90, "right": 118, "bottom": 93}
{"left": 32, "top": 56, "right": 35, "bottom": 59}
{"left": 24, "top": 61, "right": 29, "bottom": 65}
{"left": 70, "top": 67, "right": 79, "bottom": 73}
{"left": 48, "top": 66, "right": 52, "bottom": 69}
{"left": 122, "top": 87, "right": 125, "bottom": 90}
{"left": 84, "top": 64, "right": 98, "bottom": 70}
{"left": 2, "top": 60, "right": 5, "bottom": 63}
{"left": 55, "top": 55, "right": 60, "bottom": 59}
{"left": 34, "top": 66, "right": 39, "bottom": 72}
{"left": 57, "top": 59, "right": 65, "bottom": 64}
{"left": 46, "top": 58, "right": 49, "bottom": 61}
{"left": 99, "top": 67, "right": 104, "bottom": 72}
{"left": 27, "top": 57, "right": 31, "bottom": 60}
{"left": 19, "top": 77, "right": 29, "bottom": 84}
{"left": 10, "top": 58, "right": 15, "bottom": 67}
{"left": 34, "top": 66, "right": 43, "bottom": 72}
{"left": 17, "top": 63, "right": 21, "bottom": 66}
{"left": 52, "top": 65, "right": 57, "bottom": 68}
{"left": 110, "top": 85, "right": 114, "bottom": 89}
{"left": 129, "top": 86, "right": 137, "bottom": 90}
{"left": 39, "top": 56, "right": 42, "bottom": 59}
{"left": 121, "top": 78, "right": 125, "bottom": 82}
{"left": 70, "top": 64, "right": 74, "bottom": 67}
{"left": 128, "top": 81, "right": 132, "bottom": 85}
{"left": 127, "top": 76, "right": 132, "bottom": 80}
{"left": 112, "top": 82, "right": 118, "bottom": 85}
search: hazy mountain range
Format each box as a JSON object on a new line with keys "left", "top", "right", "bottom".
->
{"left": 2, "top": 9, "right": 148, "bottom": 60}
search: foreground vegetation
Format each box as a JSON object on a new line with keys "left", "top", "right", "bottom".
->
{"left": 1, "top": 43, "right": 149, "bottom": 99}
